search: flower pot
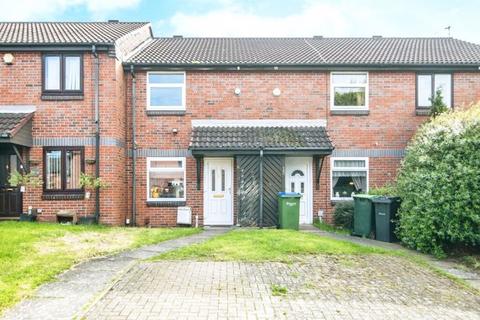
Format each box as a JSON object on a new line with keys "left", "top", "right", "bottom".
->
{"left": 78, "top": 216, "right": 96, "bottom": 225}
{"left": 19, "top": 213, "right": 37, "bottom": 222}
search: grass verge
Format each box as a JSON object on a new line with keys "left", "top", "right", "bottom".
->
{"left": 313, "top": 220, "right": 351, "bottom": 235}
{"left": 154, "top": 228, "right": 388, "bottom": 262}
{"left": 0, "top": 221, "right": 200, "bottom": 314}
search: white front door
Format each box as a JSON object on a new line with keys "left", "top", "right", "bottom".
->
{"left": 285, "top": 157, "right": 313, "bottom": 224}
{"left": 204, "top": 158, "right": 233, "bottom": 225}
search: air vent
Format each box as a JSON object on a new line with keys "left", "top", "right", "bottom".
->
{"left": 108, "top": 19, "right": 119, "bottom": 23}
{"left": 313, "top": 35, "right": 323, "bottom": 39}
{"left": 173, "top": 35, "right": 183, "bottom": 38}
{"left": 372, "top": 35, "right": 383, "bottom": 39}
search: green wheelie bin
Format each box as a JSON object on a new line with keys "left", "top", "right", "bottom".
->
{"left": 372, "top": 196, "right": 401, "bottom": 242}
{"left": 352, "top": 194, "right": 378, "bottom": 237}
{"left": 277, "top": 192, "right": 302, "bottom": 230}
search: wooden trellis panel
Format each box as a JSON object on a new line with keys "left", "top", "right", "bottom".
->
{"left": 237, "top": 155, "right": 284, "bottom": 227}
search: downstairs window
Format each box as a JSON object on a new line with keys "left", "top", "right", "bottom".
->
{"left": 331, "top": 157, "right": 368, "bottom": 200}
{"left": 147, "top": 157, "right": 186, "bottom": 202}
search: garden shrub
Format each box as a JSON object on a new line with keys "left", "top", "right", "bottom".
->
{"left": 368, "top": 183, "right": 398, "bottom": 197}
{"left": 396, "top": 103, "right": 480, "bottom": 257}
{"left": 333, "top": 201, "right": 354, "bottom": 230}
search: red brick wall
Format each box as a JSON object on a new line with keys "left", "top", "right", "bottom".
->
{"left": 0, "top": 51, "right": 127, "bottom": 224}
{"left": 126, "top": 70, "right": 480, "bottom": 226}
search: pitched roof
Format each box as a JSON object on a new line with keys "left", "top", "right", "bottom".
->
{"left": 127, "top": 37, "right": 480, "bottom": 66}
{"left": 0, "top": 22, "right": 149, "bottom": 45}
{"left": 0, "top": 113, "right": 33, "bottom": 137}
{"left": 190, "top": 126, "right": 333, "bottom": 152}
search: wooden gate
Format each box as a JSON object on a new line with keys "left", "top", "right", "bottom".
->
{"left": 0, "top": 187, "right": 22, "bottom": 217}
{"left": 237, "top": 155, "right": 284, "bottom": 227}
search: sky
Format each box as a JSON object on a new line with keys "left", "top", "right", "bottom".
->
{"left": 0, "top": 0, "right": 478, "bottom": 43}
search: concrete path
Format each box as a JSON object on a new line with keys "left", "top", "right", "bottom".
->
{"left": 300, "top": 224, "right": 480, "bottom": 291}
{"left": 1, "top": 227, "right": 230, "bottom": 320}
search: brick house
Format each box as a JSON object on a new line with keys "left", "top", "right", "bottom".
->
{"left": 1, "top": 23, "right": 480, "bottom": 227}
{"left": 0, "top": 22, "right": 152, "bottom": 224}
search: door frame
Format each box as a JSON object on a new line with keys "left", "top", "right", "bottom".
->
{"left": 285, "top": 157, "right": 313, "bottom": 224}
{"left": 203, "top": 157, "right": 234, "bottom": 226}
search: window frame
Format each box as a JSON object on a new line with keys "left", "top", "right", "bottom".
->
{"left": 146, "top": 71, "right": 186, "bottom": 111}
{"left": 146, "top": 157, "right": 186, "bottom": 202}
{"left": 330, "top": 157, "right": 369, "bottom": 201}
{"left": 42, "top": 53, "right": 84, "bottom": 96}
{"left": 416, "top": 72, "right": 453, "bottom": 109}
{"left": 43, "top": 146, "right": 85, "bottom": 194}
{"left": 330, "top": 72, "right": 369, "bottom": 111}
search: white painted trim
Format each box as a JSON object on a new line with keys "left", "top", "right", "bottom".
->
{"left": 147, "top": 71, "right": 186, "bottom": 111}
{"left": 330, "top": 156, "right": 369, "bottom": 201}
{"left": 330, "top": 72, "right": 369, "bottom": 111}
{"left": 146, "top": 157, "right": 186, "bottom": 202}
{"left": 203, "top": 157, "right": 234, "bottom": 226}
{"left": 0, "top": 105, "right": 36, "bottom": 113}
{"left": 192, "top": 119, "right": 327, "bottom": 127}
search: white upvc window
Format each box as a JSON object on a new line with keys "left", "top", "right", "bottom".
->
{"left": 330, "top": 72, "right": 369, "bottom": 111}
{"left": 147, "top": 157, "right": 186, "bottom": 202}
{"left": 330, "top": 157, "right": 369, "bottom": 200}
{"left": 416, "top": 73, "right": 452, "bottom": 108}
{"left": 147, "top": 72, "right": 186, "bottom": 111}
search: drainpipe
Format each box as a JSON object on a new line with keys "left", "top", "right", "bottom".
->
{"left": 130, "top": 65, "right": 137, "bottom": 226}
{"left": 259, "top": 148, "right": 264, "bottom": 228}
{"left": 92, "top": 45, "right": 100, "bottom": 223}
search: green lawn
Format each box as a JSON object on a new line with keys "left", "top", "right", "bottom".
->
{"left": 0, "top": 221, "right": 200, "bottom": 314}
{"left": 313, "top": 220, "right": 351, "bottom": 235}
{"left": 155, "top": 229, "right": 389, "bottom": 262}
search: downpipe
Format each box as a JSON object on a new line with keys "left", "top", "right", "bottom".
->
{"left": 92, "top": 45, "right": 100, "bottom": 223}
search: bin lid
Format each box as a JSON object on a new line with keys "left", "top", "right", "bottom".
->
{"left": 277, "top": 192, "right": 302, "bottom": 198}
{"left": 372, "top": 196, "right": 401, "bottom": 204}
{"left": 353, "top": 194, "right": 379, "bottom": 199}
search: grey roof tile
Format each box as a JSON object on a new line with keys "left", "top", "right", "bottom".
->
{"left": 0, "top": 113, "right": 33, "bottom": 137}
{"left": 0, "top": 22, "right": 149, "bottom": 45}
{"left": 127, "top": 37, "right": 480, "bottom": 66}
{"left": 190, "top": 126, "right": 333, "bottom": 151}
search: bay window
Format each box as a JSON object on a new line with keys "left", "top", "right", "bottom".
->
{"left": 417, "top": 73, "right": 452, "bottom": 108}
{"left": 43, "top": 53, "right": 83, "bottom": 95}
{"left": 331, "top": 72, "right": 368, "bottom": 110}
{"left": 147, "top": 157, "right": 186, "bottom": 201}
{"left": 44, "top": 147, "right": 84, "bottom": 193}
{"left": 331, "top": 157, "right": 368, "bottom": 200}
{"left": 147, "top": 72, "right": 185, "bottom": 111}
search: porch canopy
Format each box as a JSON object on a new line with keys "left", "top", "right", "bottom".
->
{"left": 0, "top": 111, "right": 34, "bottom": 147}
{"left": 190, "top": 120, "right": 334, "bottom": 227}
{"left": 190, "top": 119, "right": 333, "bottom": 156}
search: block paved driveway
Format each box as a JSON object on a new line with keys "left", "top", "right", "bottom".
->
{"left": 86, "top": 254, "right": 480, "bottom": 320}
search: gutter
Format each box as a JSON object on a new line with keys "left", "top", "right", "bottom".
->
{"left": 123, "top": 62, "right": 480, "bottom": 72}
{"left": 130, "top": 65, "right": 137, "bottom": 226}
{"left": 92, "top": 45, "right": 101, "bottom": 223}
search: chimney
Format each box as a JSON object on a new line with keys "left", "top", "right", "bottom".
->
{"left": 108, "top": 19, "right": 119, "bottom": 23}
{"left": 173, "top": 35, "right": 183, "bottom": 38}
{"left": 372, "top": 35, "right": 383, "bottom": 39}
{"left": 313, "top": 35, "right": 323, "bottom": 39}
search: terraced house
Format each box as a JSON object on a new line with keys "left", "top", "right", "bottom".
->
{"left": 1, "top": 21, "right": 479, "bottom": 227}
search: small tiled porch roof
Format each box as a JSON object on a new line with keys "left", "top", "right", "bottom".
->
{"left": 190, "top": 125, "right": 333, "bottom": 154}
{"left": 0, "top": 112, "right": 34, "bottom": 147}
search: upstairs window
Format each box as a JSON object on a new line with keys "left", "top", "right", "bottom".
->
{"left": 43, "top": 53, "right": 83, "bottom": 95}
{"left": 331, "top": 72, "right": 369, "bottom": 110}
{"left": 331, "top": 157, "right": 368, "bottom": 200}
{"left": 417, "top": 73, "right": 452, "bottom": 108}
{"left": 43, "top": 147, "right": 84, "bottom": 193}
{"left": 147, "top": 72, "right": 185, "bottom": 111}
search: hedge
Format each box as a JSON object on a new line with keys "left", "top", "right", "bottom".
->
{"left": 396, "top": 103, "right": 480, "bottom": 257}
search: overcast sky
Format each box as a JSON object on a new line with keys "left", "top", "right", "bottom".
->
{"left": 0, "top": 0, "right": 478, "bottom": 43}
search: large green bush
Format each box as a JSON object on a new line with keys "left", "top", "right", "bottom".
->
{"left": 396, "top": 103, "right": 480, "bottom": 257}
